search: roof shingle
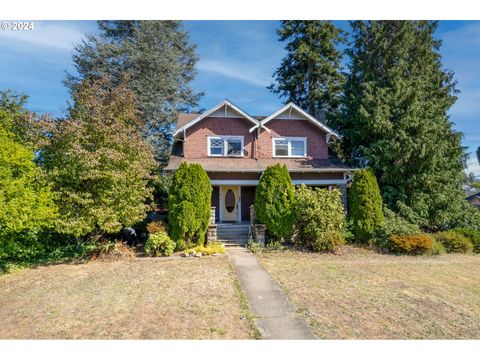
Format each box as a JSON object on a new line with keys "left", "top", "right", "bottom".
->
{"left": 176, "top": 113, "right": 200, "bottom": 129}
{"left": 165, "top": 154, "right": 353, "bottom": 172}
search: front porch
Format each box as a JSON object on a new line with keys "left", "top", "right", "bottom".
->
{"left": 211, "top": 185, "right": 256, "bottom": 223}
{"left": 210, "top": 175, "right": 349, "bottom": 224}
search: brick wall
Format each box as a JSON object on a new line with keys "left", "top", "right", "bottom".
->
{"left": 184, "top": 117, "right": 255, "bottom": 158}
{"left": 183, "top": 116, "right": 328, "bottom": 160}
{"left": 256, "top": 119, "right": 328, "bottom": 159}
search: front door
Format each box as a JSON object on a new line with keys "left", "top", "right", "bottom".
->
{"left": 221, "top": 185, "right": 240, "bottom": 222}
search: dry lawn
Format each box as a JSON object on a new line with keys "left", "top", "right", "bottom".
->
{"left": 257, "top": 247, "right": 480, "bottom": 339}
{"left": 0, "top": 256, "right": 254, "bottom": 339}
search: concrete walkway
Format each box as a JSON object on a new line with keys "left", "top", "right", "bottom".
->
{"left": 227, "top": 247, "right": 316, "bottom": 339}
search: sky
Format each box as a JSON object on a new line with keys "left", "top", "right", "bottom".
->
{"left": 0, "top": 20, "right": 478, "bottom": 176}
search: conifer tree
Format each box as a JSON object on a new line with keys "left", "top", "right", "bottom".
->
{"left": 269, "top": 20, "right": 345, "bottom": 123}
{"left": 254, "top": 164, "right": 295, "bottom": 241}
{"left": 167, "top": 162, "right": 212, "bottom": 246}
{"left": 349, "top": 168, "right": 383, "bottom": 243}
{"left": 336, "top": 21, "right": 469, "bottom": 229}
{"left": 66, "top": 21, "right": 202, "bottom": 165}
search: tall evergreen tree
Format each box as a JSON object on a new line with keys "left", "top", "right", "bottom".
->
{"left": 66, "top": 21, "right": 202, "bottom": 165}
{"left": 336, "top": 21, "right": 468, "bottom": 229}
{"left": 477, "top": 146, "right": 480, "bottom": 165}
{"left": 268, "top": 20, "right": 345, "bottom": 123}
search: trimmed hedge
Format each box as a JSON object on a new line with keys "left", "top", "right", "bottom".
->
{"left": 433, "top": 231, "right": 473, "bottom": 253}
{"left": 293, "top": 185, "right": 346, "bottom": 252}
{"left": 349, "top": 168, "right": 383, "bottom": 243}
{"left": 168, "top": 162, "right": 212, "bottom": 246}
{"left": 254, "top": 164, "right": 295, "bottom": 241}
{"left": 389, "top": 234, "right": 433, "bottom": 255}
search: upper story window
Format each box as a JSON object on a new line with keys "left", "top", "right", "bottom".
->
{"left": 208, "top": 136, "right": 244, "bottom": 157}
{"left": 273, "top": 137, "right": 307, "bottom": 158}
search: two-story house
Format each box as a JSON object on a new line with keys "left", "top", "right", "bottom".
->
{"left": 165, "top": 99, "right": 353, "bottom": 224}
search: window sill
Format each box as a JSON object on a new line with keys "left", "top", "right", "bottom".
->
{"left": 273, "top": 156, "right": 307, "bottom": 158}
{"left": 207, "top": 155, "right": 245, "bottom": 158}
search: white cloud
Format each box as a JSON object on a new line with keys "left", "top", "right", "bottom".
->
{"left": 197, "top": 59, "right": 271, "bottom": 87}
{"left": 0, "top": 21, "right": 88, "bottom": 51}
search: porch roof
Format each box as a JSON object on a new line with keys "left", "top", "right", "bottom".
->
{"left": 165, "top": 154, "right": 354, "bottom": 173}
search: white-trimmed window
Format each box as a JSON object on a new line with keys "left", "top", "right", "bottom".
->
{"left": 208, "top": 136, "right": 244, "bottom": 157}
{"left": 273, "top": 137, "right": 307, "bottom": 157}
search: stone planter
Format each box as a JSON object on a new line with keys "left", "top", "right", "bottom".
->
{"left": 210, "top": 206, "right": 216, "bottom": 224}
{"left": 251, "top": 224, "right": 266, "bottom": 246}
{"left": 207, "top": 224, "right": 217, "bottom": 243}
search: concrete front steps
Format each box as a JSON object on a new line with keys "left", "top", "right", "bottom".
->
{"left": 216, "top": 224, "right": 250, "bottom": 246}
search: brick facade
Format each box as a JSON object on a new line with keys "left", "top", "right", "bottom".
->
{"left": 183, "top": 116, "right": 328, "bottom": 160}
{"left": 184, "top": 117, "right": 255, "bottom": 159}
{"left": 256, "top": 119, "right": 328, "bottom": 159}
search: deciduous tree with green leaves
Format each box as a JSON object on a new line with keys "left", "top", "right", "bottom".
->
{"left": 335, "top": 21, "right": 469, "bottom": 230}
{"left": 254, "top": 164, "right": 295, "bottom": 242}
{"left": 268, "top": 20, "right": 345, "bottom": 123}
{"left": 0, "top": 93, "right": 57, "bottom": 260}
{"left": 42, "top": 77, "right": 156, "bottom": 238}
{"left": 66, "top": 20, "right": 202, "bottom": 165}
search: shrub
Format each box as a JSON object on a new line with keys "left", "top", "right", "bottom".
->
{"left": 349, "top": 168, "right": 384, "bottom": 243}
{"left": 373, "top": 207, "right": 421, "bottom": 251}
{"left": 204, "top": 241, "right": 226, "bottom": 255}
{"left": 265, "top": 241, "right": 286, "bottom": 251}
{"left": 175, "top": 239, "right": 187, "bottom": 252}
{"left": 293, "top": 185, "right": 346, "bottom": 252}
{"left": 388, "top": 234, "right": 433, "bottom": 255}
{"left": 313, "top": 231, "right": 345, "bottom": 252}
{"left": 432, "top": 237, "right": 446, "bottom": 255}
{"left": 0, "top": 230, "right": 47, "bottom": 262}
{"left": 452, "top": 228, "right": 480, "bottom": 253}
{"left": 254, "top": 164, "right": 295, "bottom": 241}
{"left": 168, "top": 162, "right": 212, "bottom": 246}
{"left": 90, "top": 241, "right": 136, "bottom": 260}
{"left": 184, "top": 241, "right": 226, "bottom": 256}
{"left": 0, "top": 108, "right": 58, "bottom": 261}
{"left": 247, "top": 240, "right": 264, "bottom": 254}
{"left": 433, "top": 231, "right": 473, "bottom": 253}
{"left": 146, "top": 220, "right": 166, "bottom": 234}
{"left": 445, "top": 201, "right": 480, "bottom": 232}
{"left": 169, "top": 200, "right": 198, "bottom": 248}
{"left": 144, "top": 231, "right": 175, "bottom": 257}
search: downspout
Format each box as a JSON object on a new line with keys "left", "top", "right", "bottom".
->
{"left": 254, "top": 127, "right": 260, "bottom": 160}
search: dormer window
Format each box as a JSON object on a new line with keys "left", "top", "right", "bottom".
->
{"left": 208, "top": 136, "right": 244, "bottom": 157}
{"left": 273, "top": 137, "right": 307, "bottom": 158}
